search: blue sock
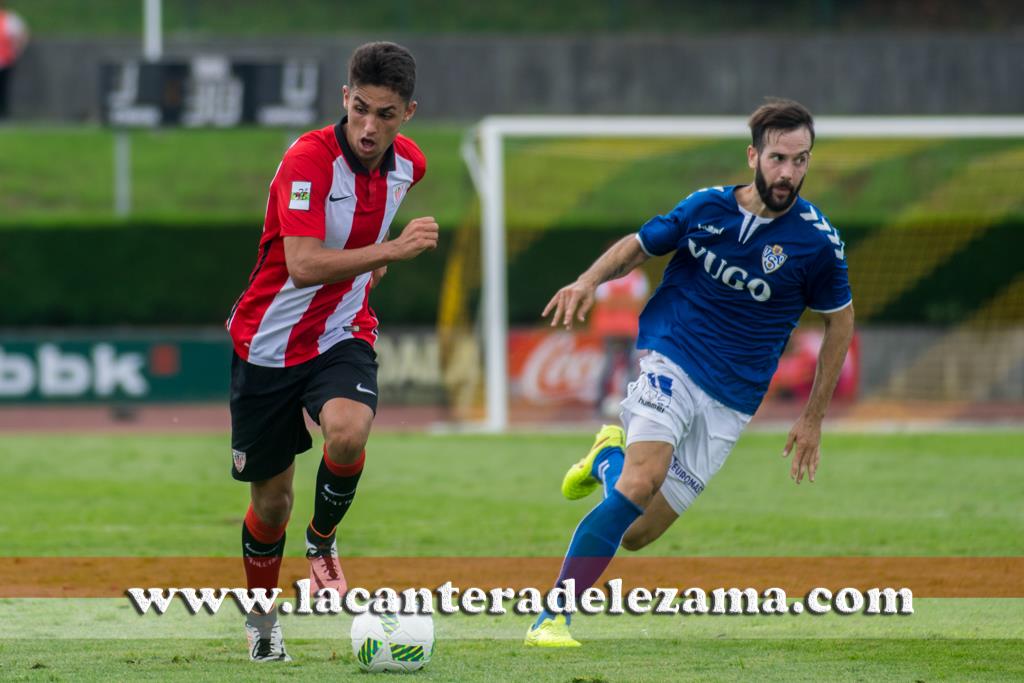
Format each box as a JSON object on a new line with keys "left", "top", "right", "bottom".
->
{"left": 591, "top": 446, "right": 624, "bottom": 499}
{"left": 533, "top": 488, "right": 642, "bottom": 628}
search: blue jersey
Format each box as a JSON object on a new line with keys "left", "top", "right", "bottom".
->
{"left": 635, "top": 185, "right": 852, "bottom": 415}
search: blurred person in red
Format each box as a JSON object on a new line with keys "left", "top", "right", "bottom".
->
{"left": 0, "top": 1, "right": 28, "bottom": 119}
{"left": 591, "top": 267, "right": 649, "bottom": 417}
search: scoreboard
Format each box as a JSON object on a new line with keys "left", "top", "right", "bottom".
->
{"left": 100, "top": 57, "right": 319, "bottom": 128}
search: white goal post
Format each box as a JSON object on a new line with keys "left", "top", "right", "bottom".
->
{"left": 463, "top": 115, "right": 1024, "bottom": 432}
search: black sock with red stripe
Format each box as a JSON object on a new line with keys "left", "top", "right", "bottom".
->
{"left": 242, "top": 504, "right": 286, "bottom": 610}
{"left": 308, "top": 447, "right": 365, "bottom": 544}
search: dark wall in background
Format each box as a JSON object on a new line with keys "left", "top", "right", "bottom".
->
{"left": 9, "top": 33, "right": 1024, "bottom": 122}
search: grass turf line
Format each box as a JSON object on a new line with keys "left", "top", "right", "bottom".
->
{"left": 2, "top": 430, "right": 1024, "bottom": 557}
{"left": 1, "top": 637, "right": 1021, "bottom": 681}
{"left": 0, "top": 430, "right": 1021, "bottom": 677}
{"left": 0, "top": 431, "right": 1021, "bottom": 557}
{"left": 2, "top": 598, "right": 1021, "bottom": 641}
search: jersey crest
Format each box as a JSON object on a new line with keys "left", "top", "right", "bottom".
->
{"left": 761, "top": 244, "right": 788, "bottom": 274}
{"left": 393, "top": 182, "right": 409, "bottom": 203}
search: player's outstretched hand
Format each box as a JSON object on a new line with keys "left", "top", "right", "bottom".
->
{"left": 782, "top": 414, "right": 822, "bottom": 484}
{"left": 391, "top": 217, "right": 439, "bottom": 260}
{"left": 542, "top": 280, "right": 596, "bottom": 330}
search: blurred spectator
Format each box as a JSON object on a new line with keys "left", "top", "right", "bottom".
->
{"left": 591, "top": 268, "right": 649, "bottom": 417}
{"left": 0, "top": 1, "right": 29, "bottom": 119}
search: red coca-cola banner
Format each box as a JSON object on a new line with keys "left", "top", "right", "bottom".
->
{"left": 508, "top": 331, "right": 606, "bottom": 406}
{"left": 507, "top": 329, "right": 859, "bottom": 410}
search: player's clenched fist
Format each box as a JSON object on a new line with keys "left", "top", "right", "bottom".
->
{"left": 391, "top": 216, "right": 439, "bottom": 260}
{"left": 542, "top": 280, "right": 597, "bottom": 330}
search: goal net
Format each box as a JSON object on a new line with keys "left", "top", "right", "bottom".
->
{"left": 445, "top": 116, "right": 1024, "bottom": 431}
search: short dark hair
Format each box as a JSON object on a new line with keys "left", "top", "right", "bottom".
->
{"left": 348, "top": 42, "right": 417, "bottom": 102}
{"left": 748, "top": 98, "right": 815, "bottom": 151}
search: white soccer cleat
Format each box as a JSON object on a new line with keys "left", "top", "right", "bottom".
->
{"left": 245, "top": 613, "right": 292, "bottom": 662}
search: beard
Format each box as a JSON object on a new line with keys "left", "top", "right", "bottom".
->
{"left": 755, "top": 162, "right": 803, "bottom": 212}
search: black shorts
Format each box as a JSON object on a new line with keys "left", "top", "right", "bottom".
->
{"left": 229, "top": 339, "right": 378, "bottom": 482}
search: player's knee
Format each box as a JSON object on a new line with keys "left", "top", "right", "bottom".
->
{"left": 323, "top": 428, "right": 368, "bottom": 465}
{"left": 620, "top": 530, "right": 651, "bottom": 552}
{"left": 252, "top": 489, "right": 293, "bottom": 527}
{"left": 616, "top": 472, "right": 662, "bottom": 508}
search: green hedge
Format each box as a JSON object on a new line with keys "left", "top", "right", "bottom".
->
{"left": 0, "top": 223, "right": 607, "bottom": 327}
{"left": 0, "top": 224, "right": 449, "bottom": 327}
{"left": 1, "top": 222, "right": 1018, "bottom": 327}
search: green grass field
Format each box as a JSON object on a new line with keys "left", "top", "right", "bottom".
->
{"left": 0, "top": 125, "right": 469, "bottom": 228}
{"left": 1, "top": 430, "right": 1022, "bottom": 680}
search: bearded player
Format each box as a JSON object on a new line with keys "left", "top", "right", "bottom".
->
{"left": 527, "top": 98, "right": 854, "bottom": 646}
{"left": 226, "top": 42, "right": 436, "bottom": 661}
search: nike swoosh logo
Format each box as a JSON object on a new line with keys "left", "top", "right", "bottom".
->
{"left": 244, "top": 542, "right": 280, "bottom": 556}
{"left": 329, "top": 194, "right": 352, "bottom": 202}
{"left": 323, "top": 484, "right": 349, "bottom": 498}
{"left": 356, "top": 383, "right": 376, "bottom": 396}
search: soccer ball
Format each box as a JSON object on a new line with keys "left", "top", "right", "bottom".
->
{"left": 350, "top": 611, "right": 434, "bottom": 672}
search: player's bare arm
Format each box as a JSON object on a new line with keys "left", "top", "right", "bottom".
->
{"left": 542, "top": 234, "right": 649, "bottom": 329}
{"left": 284, "top": 216, "right": 438, "bottom": 288}
{"left": 783, "top": 303, "right": 855, "bottom": 484}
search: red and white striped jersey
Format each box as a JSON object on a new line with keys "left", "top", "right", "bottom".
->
{"left": 227, "top": 118, "right": 426, "bottom": 367}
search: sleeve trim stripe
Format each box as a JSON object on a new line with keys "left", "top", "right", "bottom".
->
{"left": 635, "top": 232, "right": 655, "bottom": 257}
{"left": 808, "top": 298, "right": 853, "bottom": 314}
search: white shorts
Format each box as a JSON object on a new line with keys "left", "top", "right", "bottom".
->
{"left": 620, "top": 351, "right": 752, "bottom": 515}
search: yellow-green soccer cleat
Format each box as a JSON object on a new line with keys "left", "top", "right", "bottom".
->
{"left": 561, "top": 424, "right": 625, "bottom": 501}
{"left": 524, "top": 614, "right": 581, "bottom": 648}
